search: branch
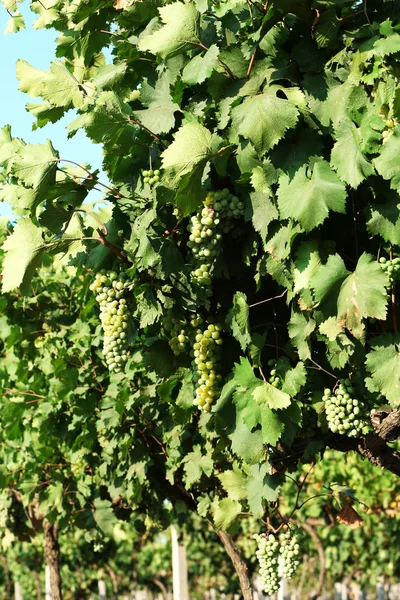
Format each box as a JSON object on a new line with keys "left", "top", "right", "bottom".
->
{"left": 216, "top": 531, "right": 253, "bottom": 600}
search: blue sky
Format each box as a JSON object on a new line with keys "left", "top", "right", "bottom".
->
{"left": 0, "top": 4, "right": 107, "bottom": 217}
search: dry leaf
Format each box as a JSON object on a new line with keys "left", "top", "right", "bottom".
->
{"left": 337, "top": 504, "right": 363, "bottom": 529}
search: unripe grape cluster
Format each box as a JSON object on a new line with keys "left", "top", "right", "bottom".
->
{"left": 192, "top": 322, "right": 223, "bottom": 412}
{"left": 254, "top": 531, "right": 301, "bottom": 595}
{"left": 164, "top": 312, "right": 203, "bottom": 356}
{"left": 381, "top": 117, "right": 398, "bottom": 144}
{"left": 142, "top": 169, "right": 160, "bottom": 186}
{"left": 254, "top": 533, "right": 280, "bottom": 595}
{"left": 279, "top": 531, "right": 301, "bottom": 578}
{"left": 324, "top": 379, "right": 364, "bottom": 438}
{"left": 90, "top": 271, "right": 130, "bottom": 373}
{"left": 267, "top": 360, "right": 281, "bottom": 388}
{"left": 187, "top": 189, "right": 244, "bottom": 292}
{"left": 379, "top": 256, "right": 400, "bottom": 287}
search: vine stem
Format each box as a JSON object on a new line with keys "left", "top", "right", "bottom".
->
{"left": 249, "top": 290, "right": 287, "bottom": 308}
{"left": 128, "top": 119, "right": 166, "bottom": 147}
{"left": 308, "top": 358, "right": 337, "bottom": 380}
{"left": 58, "top": 158, "right": 128, "bottom": 198}
{"left": 96, "top": 229, "right": 132, "bottom": 264}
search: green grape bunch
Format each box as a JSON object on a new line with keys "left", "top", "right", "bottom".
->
{"left": 142, "top": 168, "right": 160, "bottom": 186}
{"left": 90, "top": 270, "right": 130, "bottom": 373}
{"left": 253, "top": 533, "right": 280, "bottom": 595}
{"left": 187, "top": 189, "right": 245, "bottom": 293}
{"left": 267, "top": 360, "right": 282, "bottom": 388}
{"left": 379, "top": 256, "right": 400, "bottom": 288}
{"left": 323, "top": 379, "right": 366, "bottom": 438}
{"left": 164, "top": 312, "right": 203, "bottom": 356}
{"left": 192, "top": 322, "right": 223, "bottom": 412}
{"left": 279, "top": 531, "right": 301, "bottom": 579}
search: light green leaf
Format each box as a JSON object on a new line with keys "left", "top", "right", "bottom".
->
{"left": 1, "top": 219, "right": 45, "bottom": 294}
{"left": 161, "top": 122, "right": 221, "bottom": 214}
{"left": 366, "top": 193, "right": 400, "bottom": 245}
{"left": 331, "top": 119, "right": 375, "bottom": 188}
{"left": 252, "top": 383, "right": 291, "bottom": 410}
{"left": 245, "top": 464, "right": 280, "bottom": 517}
{"left": 80, "top": 92, "right": 132, "bottom": 146}
{"left": 312, "top": 253, "right": 387, "bottom": 338}
{"left": 93, "top": 498, "right": 118, "bottom": 537}
{"left": 232, "top": 88, "right": 299, "bottom": 154}
{"left": 213, "top": 498, "right": 242, "bottom": 530}
{"left": 277, "top": 160, "right": 347, "bottom": 231}
{"left": 229, "top": 418, "right": 264, "bottom": 464}
{"left": 5, "top": 11, "right": 25, "bottom": 34}
{"left": 227, "top": 292, "right": 251, "bottom": 352}
{"left": 182, "top": 45, "right": 220, "bottom": 85}
{"left": 374, "top": 129, "right": 400, "bottom": 191}
{"left": 365, "top": 334, "right": 400, "bottom": 407}
{"left": 132, "top": 75, "right": 180, "bottom": 135}
{"left": 138, "top": 2, "right": 199, "bottom": 59}
{"left": 16, "top": 60, "right": 84, "bottom": 108}
{"left": 288, "top": 310, "right": 316, "bottom": 361}
{"left": 249, "top": 192, "right": 278, "bottom": 243}
{"left": 218, "top": 468, "right": 247, "bottom": 501}
{"left": 13, "top": 140, "right": 58, "bottom": 189}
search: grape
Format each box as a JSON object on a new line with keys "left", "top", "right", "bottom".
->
{"left": 164, "top": 311, "right": 196, "bottom": 356}
{"left": 279, "top": 531, "right": 301, "bottom": 579}
{"left": 192, "top": 322, "right": 223, "bottom": 412}
{"left": 324, "top": 380, "right": 366, "bottom": 438}
{"left": 253, "top": 533, "right": 280, "bottom": 595}
{"left": 90, "top": 270, "right": 130, "bottom": 373}
{"left": 187, "top": 189, "right": 245, "bottom": 292}
{"left": 379, "top": 255, "right": 400, "bottom": 288}
{"left": 142, "top": 168, "right": 161, "bottom": 186}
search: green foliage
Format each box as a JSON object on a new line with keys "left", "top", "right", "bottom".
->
{"left": 2, "top": 0, "right": 400, "bottom": 595}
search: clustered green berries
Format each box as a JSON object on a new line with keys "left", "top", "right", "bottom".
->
{"left": 142, "top": 169, "right": 160, "bottom": 186}
{"left": 279, "top": 532, "right": 301, "bottom": 579}
{"left": 90, "top": 271, "right": 130, "bottom": 373}
{"left": 254, "top": 533, "right": 280, "bottom": 595}
{"left": 192, "top": 322, "right": 223, "bottom": 412}
{"left": 324, "top": 379, "right": 363, "bottom": 438}
{"left": 254, "top": 530, "right": 301, "bottom": 595}
{"left": 381, "top": 117, "right": 397, "bottom": 145}
{"left": 164, "top": 313, "right": 203, "bottom": 356}
{"left": 379, "top": 256, "right": 400, "bottom": 287}
{"left": 267, "top": 360, "right": 281, "bottom": 388}
{"left": 187, "top": 189, "right": 244, "bottom": 294}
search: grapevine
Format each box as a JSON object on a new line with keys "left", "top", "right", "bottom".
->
{"left": 90, "top": 271, "right": 130, "bottom": 373}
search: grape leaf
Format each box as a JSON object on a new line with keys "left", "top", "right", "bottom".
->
{"left": 93, "top": 498, "right": 118, "bottom": 537}
{"left": 229, "top": 418, "right": 264, "bottom": 464}
{"left": 374, "top": 129, "right": 400, "bottom": 191}
{"left": 161, "top": 122, "right": 221, "bottom": 214}
{"left": 249, "top": 192, "right": 278, "bottom": 244}
{"left": 252, "top": 383, "right": 291, "bottom": 410}
{"left": 312, "top": 253, "right": 387, "bottom": 338}
{"left": 213, "top": 497, "right": 242, "bottom": 530}
{"left": 1, "top": 219, "right": 45, "bottom": 294}
{"left": 227, "top": 291, "right": 251, "bottom": 352}
{"left": 366, "top": 193, "right": 400, "bottom": 246}
{"left": 231, "top": 88, "right": 299, "bottom": 154}
{"left": 16, "top": 60, "right": 84, "bottom": 108}
{"left": 288, "top": 310, "right": 316, "bottom": 361}
{"left": 365, "top": 335, "right": 400, "bottom": 407}
{"left": 245, "top": 464, "right": 280, "bottom": 517}
{"left": 277, "top": 160, "right": 347, "bottom": 231}
{"left": 79, "top": 92, "right": 132, "bottom": 146}
{"left": 182, "top": 45, "right": 220, "bottom": 85}
{"left": 13, "top": 140, "right": 58, "bottom": 189}
{"left": 132, "top": 75, "right": 180, "bottom": 135}
{"left": 218, "top": 468, "right": 247, "bottom": 501}
{"left": 330, "top": 119, "right": 375, "bottom": 188}
{"left": 138, "top": 2, "right": 199, "bottom": 59}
